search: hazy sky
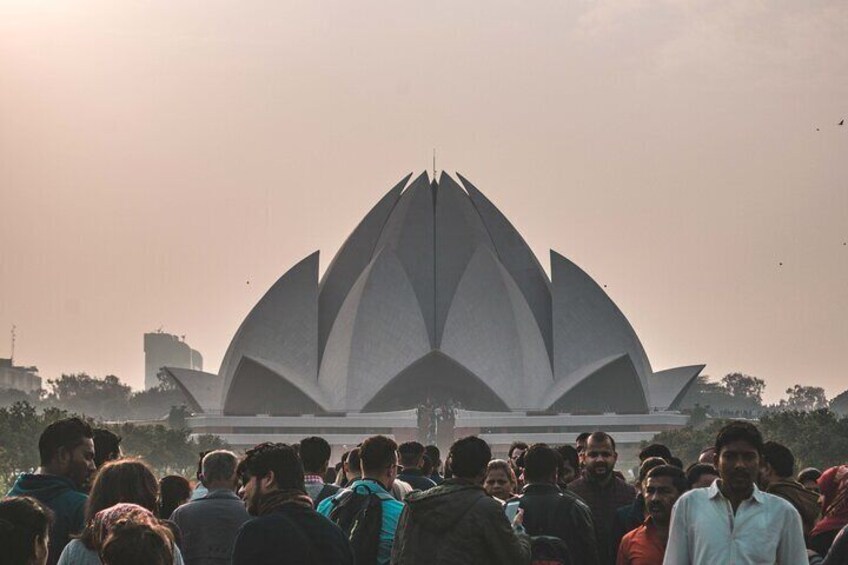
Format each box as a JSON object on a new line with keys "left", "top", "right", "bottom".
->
{"left": 1, "top": 1, "right": 846, "bottom": 403}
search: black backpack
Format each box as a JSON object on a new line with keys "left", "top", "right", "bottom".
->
{"left": 327, "top": 486, "right": 387, "bottom": 565}
{"left": 505, "top": 498, "right": 573, "bottom": 565}
{"left": 529, "top": 535, "right": 573, "bottom": 565}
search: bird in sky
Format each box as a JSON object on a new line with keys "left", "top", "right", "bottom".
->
{"left": 839, "top": 119, "right": 844, "bottom": 126}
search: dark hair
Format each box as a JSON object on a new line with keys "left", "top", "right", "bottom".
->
{"left": 0, "top": 496, "right": 53, "bottom": 565}
{"left": 575, "top": 432, "right": 591, "bottom": 444}
{"left": 714, "top": 421, "right": 763, "bottom": 455}
{"left": 645, "top": 465, "right": 688, "bottom": 494}
{"left": 359, "top": 435, "right": 397, "bottom": 475}
{"left": 100, "top": 520, "right": 174, "bottom": 565}
{"left": 762, "top": 441, "right": 794, "bottom": 478}
{"left": 587, "top": 431, "right": 616, "bottom": 452}
{"left": 346, "top": 448, "right": 361, "bottom": 476}
{"left": 398, "top": 441, "right": 425, "bottom": 467}
{"left": 508, "top": 441, "right": 529, "bottom": 458}
{"left": 39, "top": 417, "right": 94, "bottom": 466}
{"left": 524, "top": 444, "right": 559, "bottom": 483}
{"left": 639, "top": 443, "right": 672, "bottom": 462}
{"left": 421, "top": 454, "right": 434, "bottom": 476}
{"left": 485, "top": 459, "right": 517, "bottom": 488}
{"left": 81, "top": 459, "right": 159, "bottom": 548}
{"left": 196, "top": 450, "right": 212, "bottom": 482}
{"left": 93, "top": 429, "right": 122, "bottom": 468}
{"left": 798, "top": 467, "right": 822, "bottom": 484}
{"left": 324, "top": 467, "right": 337, "bottom": 484}
{"left": 686, "top": 463, "right": 718, "bottom": 489}
{"left": 242, "top": 443, "right": 305, "bottom": 491}
{"left": 158, "top": 475, "right": 191, "bottom": 519}
{"left": 556, "top": 445, "right": 579, "bottom": 471}
{"left": 85, "top": 459, "right": 158, "bottom": 521}
{"left": 299, "top": 437, "right": 331, "bottom": 474}
{"left": 449, "top": 436, "right": 491, "bottom": 479}
{"left": 668, "top": 457, "right": 684, "bottom": 469}
{"left": 424, "top": 445, "right": 441, "bottom": 465}
{"left": 639, "top": 457, "right": 668, "bottom": 483}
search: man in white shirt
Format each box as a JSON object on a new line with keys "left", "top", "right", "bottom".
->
{"left": 663, "top": 421, "right": 807, "bottom": 565}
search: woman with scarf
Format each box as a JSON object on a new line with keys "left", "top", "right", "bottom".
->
{"left": 57, "top": 458, "right": 184, "bottom": 565}
{"left": 810, "top": 465, "right": 848, "bottom": 557}
{"left": 58, "top": 503, "right": 182, "bottom": 565}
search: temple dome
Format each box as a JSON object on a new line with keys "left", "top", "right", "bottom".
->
{"left": 166, "top": 172, "right": 703, "bottom": 415}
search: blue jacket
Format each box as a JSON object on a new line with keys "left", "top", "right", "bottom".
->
{"left": 8, "top": 473, "right": 87, "bottom": 565}
{"left": 317, "top": 479, "right": 405, "bottom": 565}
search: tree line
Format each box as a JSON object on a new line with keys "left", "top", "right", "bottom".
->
{"left": 0, "top": 400, "right": 227, "bottom": 492}
{"left": 677, "top": 372, "right": 846, "bottom": 417}
{"left": 649, "top": 408, "right": 848, "bottom": 470}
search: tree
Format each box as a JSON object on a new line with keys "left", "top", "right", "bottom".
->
{"left": 781, "top": 385, "right": 828, "bottom": 411}
{"left": 0, "top": 401, "right": 228, "bottom": 491}
{"left": 759, "top": 409, "right": 848, "bottom": 470}
{"left": 0, "top": 402, "right": 72, "bottom": 491}
{"left": 721, "top": 373, "right": 766, "bottom": 405}
{"left": 45, "top": 373, "right": 131, "bottom": 420}
{"left": 829, "top": 389, "right": 848, "bottom": 417}
{"left": 676, "top": 375, "right": 762, "bottom": 414}
{"left": 646, "top": 409, "right": 848, "bottom": 471}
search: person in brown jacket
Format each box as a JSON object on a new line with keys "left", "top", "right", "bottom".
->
{"left": 759, "top": 441, "right": 821, "bottom": 536}
{"left": 390, "top": 436, "right": 531, "bottom": 565}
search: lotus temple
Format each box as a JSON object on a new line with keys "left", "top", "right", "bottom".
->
{"left": 163, "top": 172, "right": 703, "bottom": 455}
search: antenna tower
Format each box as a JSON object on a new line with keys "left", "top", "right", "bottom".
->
{"left": 10, "top": 325, "right": 16, "bottom": 363}
{"left": 433, "top": 149, "right": 436, "bottom": 180}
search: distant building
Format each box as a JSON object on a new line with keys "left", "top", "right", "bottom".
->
{"left": 144, "top": 332, "right": 202, "bottom": 390}
{"left": 0, "top": 358, "right": 42, "bottom": 394}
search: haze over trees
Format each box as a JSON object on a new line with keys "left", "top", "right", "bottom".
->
{"left": 677, "top": 372, "right": 845, "bottom": 417}
{"left": 0, "top": 372, "right": 187, "bottom": 421}
{"left": 650, "top": 409, "right": 848, "bottom": 470}
{"left": 0, "top": 400, "right": 226, "bottom": 492}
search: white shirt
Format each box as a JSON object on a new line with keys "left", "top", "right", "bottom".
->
{"left": 663, "top": 479, "right": 807, "bottom": 565}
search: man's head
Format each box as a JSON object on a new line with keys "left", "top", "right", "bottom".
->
{"left": 448, "top": 436, "right": 492, "bottom": 483}
{"left": 398, "top": 441, "right": 425, "bottom": 470}
{"left": 555, "top": 445, "right": 580, "bottom": 485}
{"left": 643, "top": 465, "right": 688, "bottom": 525}
{"left": 39, "top": 417, "right": 96, "bottom": 489}
{"left": 698, "top": 446, "right": 716, "bottom": 464}
{"left": 424, "top": 445, "right": 441, "bottom": 474}
{"left": 359, "top": 435, "right": 398, "bottom": 488}
{"left": 93, "top": 429, "right": 122, "bottom": 469}
{"left": 760, "top": 441, "right": 794, "bottom": 488}
{"left": 584, "top": 432, "right": 618, "bottom": 482}
{"left": 797, "top": 467, "right": 822, "bottom": 493}
{"left": 714, "top": 421, "right": 763, "bottom": 495}
{"left": 201, "top": 450, "right": 240, "bottom": 491}
{"left": 639, "top": 444, "right": 672, "bottom": 463}
{"left": 686, "top": 463, "right": 719, "bottom": 489}
{"left": 637, "top": 457, "right": 668, "bottom": 489}
{"left": 298, "top": 436, "right": 331, "bottom": 476}
{"left": 524, "top": 444, "right": 559, "bottom": 485}
{"left": 508, "top": 441, "right": 528, "bottom": 471}
{"left": 240, "top": 443, "right": 304, "bottom": 515}
{"left": 575, "top": 432, "right": 591, "bottom": 464}
{"left": 344, "top": 447, "right": 362, "bottom": 481}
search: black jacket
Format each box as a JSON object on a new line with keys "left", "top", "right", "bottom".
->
{"left": 515, "top": 483, "right": 599, "bottom": 565}
{"left": 232, "top": 504, "right": 354, "bottom": 565}
{"left": 397, "top": 468, "right": 437, "bottom": 492}
{"left": 390, "top": 478, "right": 530, "bottom": 565}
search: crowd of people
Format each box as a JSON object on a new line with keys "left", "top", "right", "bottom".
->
{"left": 2, "top": 417, "right": 847, "bottom": 564}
